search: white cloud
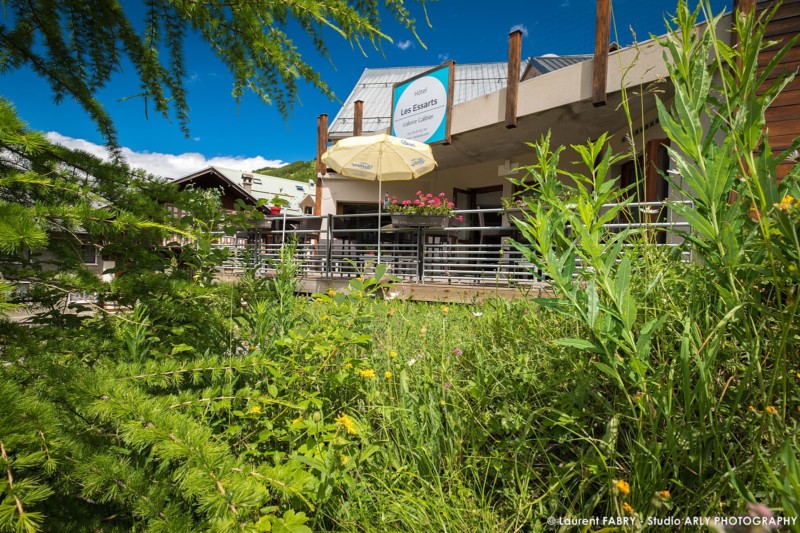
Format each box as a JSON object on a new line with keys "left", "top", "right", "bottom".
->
{"left": 509, "top": 24, "right": 529, "bottom": 38}
{"left": 45, "top": 132, "right": 286, "bottom": 179}
{"left": 397, "top": 39, "right": 412, "bottom": 51}
{"left": 437, "top": 53, "right": 450, "bottom": 62}
{"left": 560, "top": 0, "right": 571, "bottom": 7}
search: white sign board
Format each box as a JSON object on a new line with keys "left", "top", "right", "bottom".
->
{"left": 391, "top": 62, "right": 454, "bottom": 144}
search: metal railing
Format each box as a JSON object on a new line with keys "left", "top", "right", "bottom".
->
{"left": 210, "top": 201, "right": 693, "bottom": 286}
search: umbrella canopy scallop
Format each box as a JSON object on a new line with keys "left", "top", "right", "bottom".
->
{"left": 321, "top": 134, "right": 436, "bottom": 181}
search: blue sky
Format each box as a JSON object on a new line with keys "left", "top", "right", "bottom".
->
{"left": 0, "top": 0, "right": 730, "bottom": 178}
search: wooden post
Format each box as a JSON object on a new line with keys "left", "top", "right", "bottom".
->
{"left": 353, "top": 100, "right": 364, "bottom": 136}
{"left": 592, "top": 0, "right": 611, "bottom": 107}
{"left": 315, "top": 113, "right": 328, "bottom": 216}
{"left": 505, "top": 30, "right": 522, "bottom": 129}
{"left": 734, "top": 0, "right": 755, "bottom": 16}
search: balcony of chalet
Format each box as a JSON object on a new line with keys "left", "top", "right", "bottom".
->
{"left": 209, "top": 202, "right": 692, "bottom": 303}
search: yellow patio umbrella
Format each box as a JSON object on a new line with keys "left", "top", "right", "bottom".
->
{"left": 321, "top": 133, "right": 437, "bottom": 263}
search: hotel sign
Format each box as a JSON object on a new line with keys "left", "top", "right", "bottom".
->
{"left": 391, "top": 61, "right": 454, "bottom": 144}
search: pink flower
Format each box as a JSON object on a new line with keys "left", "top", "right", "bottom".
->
{"left": 414, "top": 199, "right": 421, "bottom": 205}
{"left": 439, "top": 192, "right": 446, "bottom": 197}
{"left": 447, "top": 202, "right": 454, "bottom": 208}
{"left": 416, "top": 191, "right": 422, "bottom": 196}
{"left": 402, "top": 200, "right": 411, "bottom": 205}
{"left": 453, "top": 348, "right": 462, "bottom": 356}
{"left": 392, "top": 200, "right": 397, "bottom": 204}
{"left": 457, "top": 215, "right": 463, "bottom": 222}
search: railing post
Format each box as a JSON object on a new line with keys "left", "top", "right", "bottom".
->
{"left": 326, "top": 214, "right": 333, "bottom": 279}
{"left": 416, "top": 227, "right": 424, "bottom": 283}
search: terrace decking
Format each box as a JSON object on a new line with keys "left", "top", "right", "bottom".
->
{"left": 209, "top": 203, "right": 691, "bottom": 302}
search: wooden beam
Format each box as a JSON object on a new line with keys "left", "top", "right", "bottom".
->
{"left": 734, "top": 0, "right": 756, "bottom": 16}
{"left": 505, "top": 30, "right": 522, "bottom": 128}
{"left": 316, "top": 113, "right": 328, "bottom": 176}
{"left": 353, "top": 100, "right": 364, "bottom": 136}
{"left": 592, "top": 0, "right": 611, "bottom": 106}
{"left": 315, "top": 113, "right": 328, "bottom": 216}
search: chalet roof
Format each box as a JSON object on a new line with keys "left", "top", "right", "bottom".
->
{"left": 328, "top": 56, "right": 589, "bottom": 138}
{"left": 174, "top": 166, "right": 314, "bottom": 214}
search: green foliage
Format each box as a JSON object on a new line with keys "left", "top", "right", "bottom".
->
{"left": 254, "top": 161, "right": 316, "bottom": 184}
{"left": 0, "top": 1, "right": 427, "bottom": 146}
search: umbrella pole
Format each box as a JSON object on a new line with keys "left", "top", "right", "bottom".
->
{"left": 377, "top": 180, "right": 382, "bottom": 265}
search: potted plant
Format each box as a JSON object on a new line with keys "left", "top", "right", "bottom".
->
{"left": 385, "top": 191, "right": 463, "bottom": 228}
{"left": 269, "top": 195, "right": 289, "bottom": 215}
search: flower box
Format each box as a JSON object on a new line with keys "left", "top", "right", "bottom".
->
{"left": 391, "top": 214, "right": 450, "bottom": 228}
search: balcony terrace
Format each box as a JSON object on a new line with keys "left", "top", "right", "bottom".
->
{"left": 209, "top": 202, "right": 692, "bottom": 302}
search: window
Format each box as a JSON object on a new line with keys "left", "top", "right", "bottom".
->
{"left": 295, "top": 185, "right": 305, "bottom": 191}
{"left": 253, "top": 178, "right": 262, "bottom": 185}
{"left": 68, "top": 291, "right": 98, "bottom": 304}
{"left": 81, "top": 244, "right": 97, "bottom": 265}
{"left": 303, "top": 206, "right": 313, "bottom": 215}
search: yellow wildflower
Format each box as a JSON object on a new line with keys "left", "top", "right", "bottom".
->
{"left": 249, "top": 345, "right": 257, "bottom": 351}
{"left": 335, "top": 414, "right": 358, "bottom": 435}
{"left": 249, "top": 405, "right": 262, "bottom": 414}
{"left": 420, "top": 326, "right": 427, "bottom": 336}
{"left": 321, "top": 315, "right": 329, "bottom": 321}
{"left": 656, "top": 490, "right": 671, "bottom": 499}
{"left": 327, "top": 288, "right": 336, "bottom": 297}
{"left": 796, "top": 372, "right": 800, "bottom": 379}
{"left": 389, "top": 351, "right": 398, "bottom": 358}
{"left": 341, "top": 455, "right": 350, "bottom": 465}
{"left": 441, "top": 306, "right": 449, "bottom": 315}
{"left": 775, "top": 195, "right": 795, "bottom": 211}
{"left": 623, "top": 502, "right": 635, "bottom": 515}
{"left": 292, "top": 416, "right": 304, "bottom": 425}
{"left": 766, "top": 405, "right": 778, "bottom": 415}
{"left": 615, "top": 479, "right": 631, "bottom": 495}
{"left": 359, "top": 368, "right": 376, "bottom": 379}
{"left": 344, "top": 362, "right": 353, "bottom": 369}
{"left": 388, "top": 308, "right": 396, "bottom": 317}
{"left": 385, "top": 371, "right": 393, "bottom": 379}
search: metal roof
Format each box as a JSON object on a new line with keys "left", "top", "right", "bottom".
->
{"left": 329, "top": 61, "right": 522, "bottom": 138}
{"left": 524, "top": 55, "right": 592, "bottom": 79}
{"left": 329, "top": 56, "right": 589, "bottom": 138}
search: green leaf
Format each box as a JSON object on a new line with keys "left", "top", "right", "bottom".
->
{"left": 554, "top": 338, "right": 600, "bottom": 353}
{"left": 729, "top": 470, "right": 755, "bottom": 503}
{"left": 273, "top": 510, "right": 312, "bottom": 533}
{"left": 171, "top": 343, "right": 194, "bottom": 355}
{"left": 592, "top": 361, "right": 618, "bottom": 381}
